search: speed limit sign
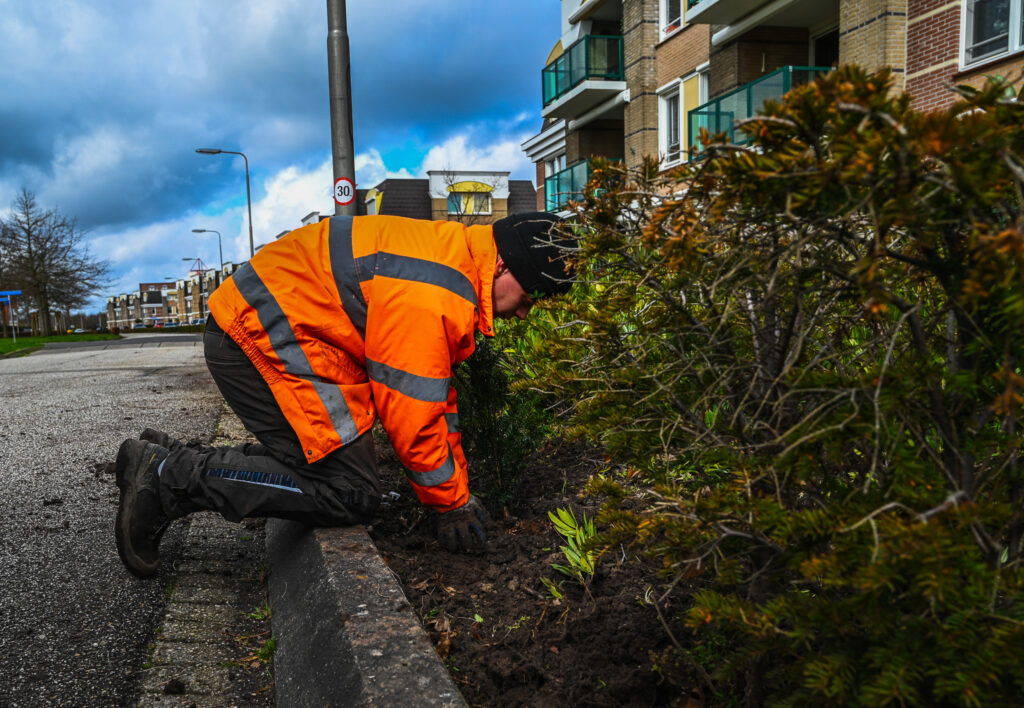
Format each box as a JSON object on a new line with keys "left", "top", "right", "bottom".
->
{"left": 334, "top": 177, "right": 355, "bottom": 206}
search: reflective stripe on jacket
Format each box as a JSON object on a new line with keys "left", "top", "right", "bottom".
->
{"left": 207, "top": 215, "right": 497, "bottom": 511}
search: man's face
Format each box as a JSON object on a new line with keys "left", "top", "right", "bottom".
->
{"left": 492, "top": 268, "right": 535, "bottom": 320}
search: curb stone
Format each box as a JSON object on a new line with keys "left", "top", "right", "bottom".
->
{"left": 267, "top": 521, "right": 466, "bottom": 708}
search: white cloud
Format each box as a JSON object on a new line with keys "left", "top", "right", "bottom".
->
{"left": 251, "top": 161, "right": 335, "bottom": 245}
{"left": 355, "top": 148, "right": 415, "bottom": 188}
{"left": 418, "top": 132, "right": 535, "bottom": 178}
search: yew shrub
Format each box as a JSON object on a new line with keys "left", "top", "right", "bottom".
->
{"left": 527, "top": 68, "right": 1024, "bottom": 705}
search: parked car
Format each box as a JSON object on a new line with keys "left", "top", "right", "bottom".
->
{"left": 163, "top": 321, "right": 179, "bottom": 328}
{"left": 73, "top": 328, "right": 84, "bottom": 333}
{"left": 132, "top": 323, "right": 145, "bottom": 329}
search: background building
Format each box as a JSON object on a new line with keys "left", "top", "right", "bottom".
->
{"left": 357, "top": 170, "right": 537, "bottom": 223}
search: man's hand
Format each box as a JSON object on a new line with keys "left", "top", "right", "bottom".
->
{"left": 437, "top": 495, "right": 490, "bottom": 552}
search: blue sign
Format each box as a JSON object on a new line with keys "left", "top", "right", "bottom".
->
{"left": 0, "top": 290, "right": 21, "bottom": 296}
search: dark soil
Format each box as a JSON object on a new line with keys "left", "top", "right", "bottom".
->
{"left": 368, "top": 438, "right": 693, "bottom": 708}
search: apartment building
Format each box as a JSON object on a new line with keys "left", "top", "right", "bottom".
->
{"left": 522, "top": 0, "right": 714, "bottom": 211}
{"left": 106, "top": 263, "right": 240, "bottom": 329}
{"left": 524, "top": 0, "right": 1024, "bottom": 211}
{"left": 357, "top": 170, "right": 537, "bottom": 223}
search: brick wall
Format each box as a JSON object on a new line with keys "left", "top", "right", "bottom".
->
{"left": 567, "top": 119, "right": 627, "bottom": 164}
{"left": 905, "top": 0, "right": 959, "bottom": 110}
{"left": 906, "top": 1, "right": 1024, "bottom": 112}
{"left": 656, "top": 23, "right": 711, "bottom": 86}
{"left": 709, "top": 26, "right": 810, "bottom": 98}
{"left": 623, "top": 0, "right": 660, "bottom": 168}
{"left": 840, "top": 0, "right": 907, "bottom": 90}
{"left": 535, "top": 163, "right": 546, "bottom": 211}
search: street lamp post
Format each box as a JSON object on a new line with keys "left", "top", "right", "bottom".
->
{"left": 327, "top": 0, "right": 357, "bottom": 216}
{"left": 195, "top": 148, "right": 255, "bottom": 259}
{"left": 191, "top": 228, "right": 223, "bottom": 270}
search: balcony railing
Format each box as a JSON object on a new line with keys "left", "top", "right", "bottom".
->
{"left": 542, "top": 35, "right": 624, "bottom": 107}
{"left": 687, "top": 65, "right": 831, "bottom": 153}
{"left": 544, "top": 160, "right": 591, "bottom": 212}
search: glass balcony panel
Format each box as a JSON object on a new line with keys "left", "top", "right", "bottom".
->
{"left": 687, "top": 66, "right": 831, "bottom": 155}
{"left": 542, "top": 35, "right": 624, "bottom": 106}
{"left": 545, "top": 160, "right": 592, "bottom": 212}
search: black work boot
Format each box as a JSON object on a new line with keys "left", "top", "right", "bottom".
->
{"left": 114, "top": 439, "right": 173, "bottom": 578}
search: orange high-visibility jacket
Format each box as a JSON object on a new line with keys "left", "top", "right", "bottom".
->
{"left": 207, "top": 215, "right": 497, "bottom": 512}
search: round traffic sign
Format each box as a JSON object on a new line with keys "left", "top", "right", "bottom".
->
{"left": 334, "top": 177, "right": 355, "bottom": 206}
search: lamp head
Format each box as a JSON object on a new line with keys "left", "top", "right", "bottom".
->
{"left": 195, "top": 148, "right": 222, "bottom": 155}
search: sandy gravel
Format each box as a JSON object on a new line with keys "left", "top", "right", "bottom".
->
{"left": 0, "top": 337, "right": 221, "bottom": 707}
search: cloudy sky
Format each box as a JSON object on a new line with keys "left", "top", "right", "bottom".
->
{"left": 0, "top": 0, "right": 559, "bottom": 311}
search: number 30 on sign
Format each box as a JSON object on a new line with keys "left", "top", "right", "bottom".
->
{"left": 334, "top": 177, "right": 355, "bottom": 206}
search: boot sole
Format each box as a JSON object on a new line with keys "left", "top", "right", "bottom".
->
{"left": 114, "top": 440, "right": 161, "bottom": 578}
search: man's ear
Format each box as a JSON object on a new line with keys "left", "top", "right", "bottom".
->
{"left": 494, "top": 256, "right": 509, "bottom": 276}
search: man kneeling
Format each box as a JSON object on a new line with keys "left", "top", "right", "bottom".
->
{"left": 114, "top": 212, "right": 574, "bottom": 577}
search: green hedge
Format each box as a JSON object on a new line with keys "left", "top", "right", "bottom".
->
{"left": 526, "top": 67, "right": 1024, "bottom": 705}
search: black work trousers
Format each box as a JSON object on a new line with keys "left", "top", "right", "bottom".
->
{"left": 158, "top": 316, "right": 380, "bottom": 526}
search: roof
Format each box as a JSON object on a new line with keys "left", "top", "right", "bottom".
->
{"left": 360, "top": 179, "right": 431, "bottom": 219}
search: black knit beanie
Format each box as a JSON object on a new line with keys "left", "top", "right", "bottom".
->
{"left": 492, "top": 212, "right": 575, "bottom": 297}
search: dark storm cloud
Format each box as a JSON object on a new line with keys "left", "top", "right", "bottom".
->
{"left": 0, "top": 0, "right": 555, "bottom": 231}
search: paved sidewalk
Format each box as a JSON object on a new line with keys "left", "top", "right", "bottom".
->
{"left": 133, "top": 408, "right": 274, "bottom": 707}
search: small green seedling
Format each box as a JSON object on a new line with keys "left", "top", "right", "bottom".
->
{"left": 548, "top": 507, "right": 597, "bottom": 584}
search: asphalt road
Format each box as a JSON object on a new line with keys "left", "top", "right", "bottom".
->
{"left": 0, "top": 335, "right": 222, "bottom": 706}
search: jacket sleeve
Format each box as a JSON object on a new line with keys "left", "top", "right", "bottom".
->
{"left": 363, "top": 289, "right": 474, "bottom": 512}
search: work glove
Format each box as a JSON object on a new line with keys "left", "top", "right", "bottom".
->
{"left": 437, "top": 494, "right": 490, "bottom": 552}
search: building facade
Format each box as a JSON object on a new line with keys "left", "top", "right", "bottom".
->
{"left": 524, "top": 0, "right": 1024, "bottom": 211}
{"left": 358, "top": 171, "right": 537, "bottom": 223}
{"left": 106, "top": 263, "right": 241, "bottom": 329}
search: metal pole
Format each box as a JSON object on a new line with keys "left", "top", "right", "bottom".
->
{"left": 241, "top": 153, "right": 255, "bottom": 258}
{"left": 327, "top": 0, "right": 357, "bottom": 216}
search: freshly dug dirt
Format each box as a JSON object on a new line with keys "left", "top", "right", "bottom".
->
{"left": 369, "top": 439, "right": 691, "bottom": 707}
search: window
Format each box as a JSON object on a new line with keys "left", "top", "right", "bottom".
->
{"left": 661, "top": 0, "right": 682, "bottom": 37}
{"left": 447, "top": 192, "right": 492, "bottom": 216}
{"left": 546, "top": 154, "right": 567, "bottom": 178}
{"left": 964, "top": 0, "right": 1023, "bottom": 66}
{"left": 659, "top": 83, "right": 682, "bottom": 165}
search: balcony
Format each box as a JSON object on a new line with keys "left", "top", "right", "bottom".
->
{"left": 687, "top": 0, "right": 839, "bottom": 33}
{"left": 542, "top": 35, "right": 625, "bottom": 119}
{"left": 685, "top": 0, "right": 765, "bottom": 25}
{"left": 687, "top": 65, "right": 830, "bottom": 153}
{"left": 544, "top": 160, "right": 591, "bottom": 212}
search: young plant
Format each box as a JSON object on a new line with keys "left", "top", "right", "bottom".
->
{"left": 548, "top": 507, "right": 597, "bottom": 586}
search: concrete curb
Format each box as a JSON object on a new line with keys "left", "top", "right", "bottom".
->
{"left": 267, "top": 520, "right": 465, "bottom": 708}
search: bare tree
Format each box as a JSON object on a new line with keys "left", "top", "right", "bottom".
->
{"left": 0, "top": 189, "right": 110, "bottom": 336}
